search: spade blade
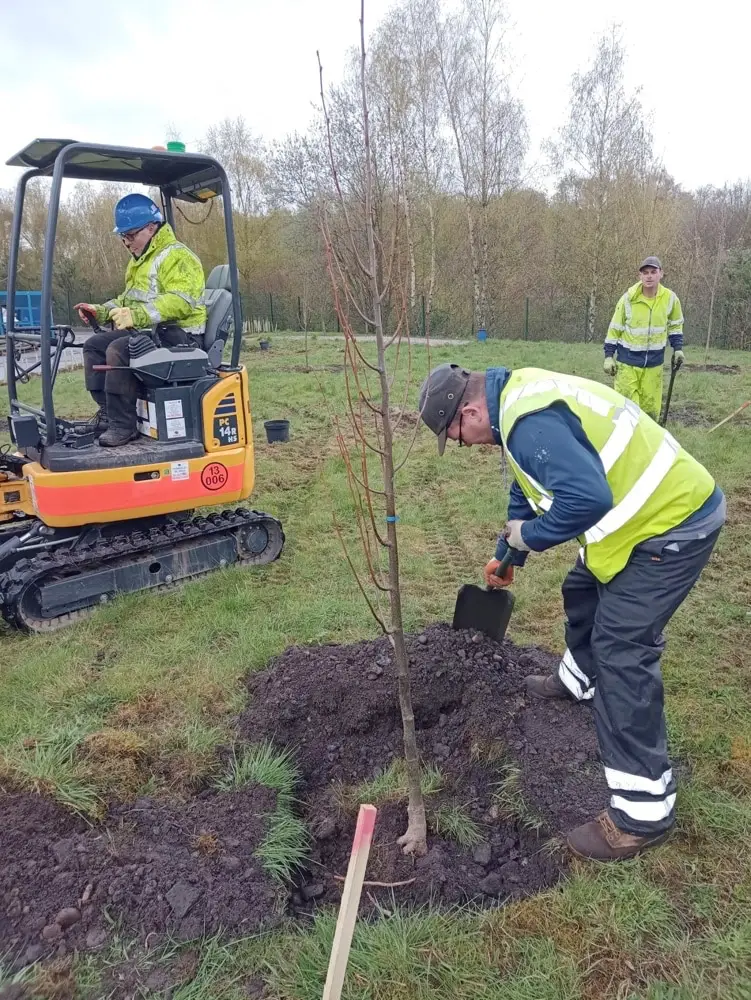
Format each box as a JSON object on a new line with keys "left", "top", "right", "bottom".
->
{"left": 452, "top": 583, "right": 515, "bottom": 642}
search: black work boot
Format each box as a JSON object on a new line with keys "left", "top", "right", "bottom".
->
{"left": 524, "top": 671, "right": 572, "bottom": 700}
{"left": 99, "top": 393, "right": 138, "bottom": 448}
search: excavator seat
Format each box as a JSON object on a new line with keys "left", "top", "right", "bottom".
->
{"left": 202, "top": 265, "right": 233, "bottom": 367}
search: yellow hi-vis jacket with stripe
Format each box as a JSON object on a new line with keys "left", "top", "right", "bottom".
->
{"left": 499, "top": 368, "right": 714, "bottom": 583}
{"left": 96, "top": 224, "right": 207, "bottom": 336}
{"left": 604, "top": 282, "right": 683, "bottom": 367}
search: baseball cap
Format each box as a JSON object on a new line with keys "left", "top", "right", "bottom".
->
{"left": 639, "top": 256, "right": 662, "bottom": 270}
{"left": 418, "top": 363, "right": 471, "bottom": 455}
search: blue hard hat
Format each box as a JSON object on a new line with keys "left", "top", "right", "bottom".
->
{"left": 113, "top": 193, "right": 163, "bottom": 234}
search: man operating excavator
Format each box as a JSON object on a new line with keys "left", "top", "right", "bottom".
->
{"left": 75, "top": 193, "right": 206, "bottom": 446}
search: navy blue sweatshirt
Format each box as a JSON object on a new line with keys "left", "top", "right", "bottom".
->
{"left": 485, "top": 367, "right": 722, "bottom": 565}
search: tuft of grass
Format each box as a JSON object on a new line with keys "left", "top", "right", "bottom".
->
{"left": 255, "top": 811, "right": 311, "bottom": 885}
{"left": 0, "top": 727, "right": 102, "bottom": 818}
{"left": 333, "top": 758, "right": 444, "bottom": 812}
{"left": 430, "top": 803, "right": 485, "bottom": 847}
{"left": 491, "top": 764, "right": 546, "bottom": 835}
{"left": 215, "top": 741, "right": 299, "bottom": 797}
{"left": 214, "top": 741, "right": 309, "bottom": 884}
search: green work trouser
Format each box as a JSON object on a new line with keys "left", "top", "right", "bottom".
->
{"left": 614, "top": 363, "right": 663, "bottom": 421}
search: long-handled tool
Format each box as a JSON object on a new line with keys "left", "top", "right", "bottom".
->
{"left": 452, "top": 547, "right": 518, "bottom": 641}
{"left": 660, "top": 354, "right": 680, "bottom": 426}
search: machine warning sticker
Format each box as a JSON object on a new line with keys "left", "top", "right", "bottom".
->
{"left": 164, "top": 399, "right": 184, "bottom": 419}
{"left": 213, "top": 414, "right": 239, "bottom": 446}
{"left": 171, "top": 461, "right": 190, "bottom": 481}
{"left": 201, "top": 462, "right": 229, "bottom": 491}
{"left": 167, "top": 418, "right": 186, "bottom": 439}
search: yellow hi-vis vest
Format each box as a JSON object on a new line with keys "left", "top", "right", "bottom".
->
{"left": 499, "top": 368, "right": 715, "bottom": 583}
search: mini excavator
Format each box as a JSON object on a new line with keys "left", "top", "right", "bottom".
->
{"left": 0, "top": 139, "right": 284, "bottom": 632}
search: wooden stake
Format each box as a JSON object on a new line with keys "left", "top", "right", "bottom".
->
{"left": 708, "top": 400, "right": 750, "bottom": 433}
{"left": 322, "top": 803, "right": 377, "bottom": 1000}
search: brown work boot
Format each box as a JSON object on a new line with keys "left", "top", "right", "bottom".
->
{"left": 99, "top": 426, "right": 138, "bottom": 448}
{"left": 524, "top": 671, "right": 571, "bottom": 700}
{"left": 88, "top": 407, "right": 109, "bottom": 436}
{"left": 567, "top": 810, "right": 673, "bottom": 861}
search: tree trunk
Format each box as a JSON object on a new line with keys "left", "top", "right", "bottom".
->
{"left": 466, "top": 202, "right": 480, "bottom": 333}
{"left": 359, "top": 0, "right": 426, "bottom": 856}
{"left": 426, "top": 199, "right": 436, "bottom": 338}
{"left": 403, "top": 191, "right": 417, "bottom": 311}
{"left": 480, "top": 201, "right": 489, "bottom": 331}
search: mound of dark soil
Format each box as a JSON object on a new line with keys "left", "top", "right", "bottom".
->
{"left": 0, "top": 785, "right": 283, "bottom": 967}
{"left": 683, "top": 362, "right": 741, "bottom": 374}
{"left": 240, "top": 623, "right": 605, "bottom": 912}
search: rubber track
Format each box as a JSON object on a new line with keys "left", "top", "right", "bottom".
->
{"left": 0, "top": 508, "right": 284, "bottom": 633}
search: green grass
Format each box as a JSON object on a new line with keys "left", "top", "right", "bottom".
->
{"left": 214, "top": 741, "right": 309, "bottom": 884}
{"left": 1, "top": 334, "right": 750, "bottom": 997}
{"left": 215, "top": 740, "right": 300, "bottom": 796}
{"left": 430, "top": 803, "right": 485, "bottom": 847}
{"left": 333, "top": 758, "right": 444, "bottom": 812}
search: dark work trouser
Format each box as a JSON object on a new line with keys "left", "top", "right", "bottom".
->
{"left": 557, "top": 528, "right": 722, "bottom": 836}
{"left": 83, "top": 325, "right": 193, "bottom": 429}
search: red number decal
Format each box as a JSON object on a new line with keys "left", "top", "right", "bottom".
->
{"left": 201, "top": 462, "right": 229, "bottom": 491}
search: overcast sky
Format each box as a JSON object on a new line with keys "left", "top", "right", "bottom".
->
{"left": 1, "top": 0, "right": 749, "bottom": 193}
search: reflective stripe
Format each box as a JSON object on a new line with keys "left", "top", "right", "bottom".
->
{"left": 103, "top": 299, "right": 118, "bottom": 311}
{"left": 624, "top": 325, "right": 667, "bottom": 337}
{"left": 144, "top": 304, "right": 161, "bottom": 324}
{"left": 605, "top": 767, "right": 673, "bottom": 795}
{"left": 502, "top": 378, "right": 612, "bottom": 420}
{"left": 562, "top": 649, "right": 589, "bottom": 685}
{"left": 169, "top": 290, "right": 205, "bottom": 308}
{"left": 611, "top": 793, "right": 676, "bottom": 823}
{"left": 124, "top": 289, "right": 149, "bottom": 302}
{"left": 584, "top": 433, "right": 679, "bottom": 544}
{"left": 609, "top": 342, "right": 664, "bottom": 353}
{"left": 608, "top": 324, "right": 626, "bottom": 333}
{"left": 598, "top": 401, "right": 640, "bottom": 474}
{"left": 558, "top": 659, "right": 594, "bottom": 701}
{"left": 578, "top": 547, "right": 585, "bottom": 561}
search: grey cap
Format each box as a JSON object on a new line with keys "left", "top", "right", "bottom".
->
{"left": 639, "top": 255, "right": 662, "bottom": 270}
{"left": 418, "top": 363, "right": 471, "bottom": 455}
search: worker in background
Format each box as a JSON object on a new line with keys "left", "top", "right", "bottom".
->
{"left": 75, "top": 194, "right": 206, "bottom": 447}
{"left": 418, "top": 362, "right": 724, "bottom": 861}
{"left": 603, "top": 256, "right": 685, "bottom": 421}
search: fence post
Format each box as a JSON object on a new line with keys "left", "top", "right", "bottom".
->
{"left": 421, "top": 295, "right": 426, "bottom": 338}
{"left": 336, "top": 311, "right": 340, "bottom": 333}
{"left": 298, "top": 295, "right": 303, "bottom": 332}
{"left": 269, "top": 292, "right": 275, "bottom": 329}
{"left": 524, "top": 297, "right": 529, "bottom": 340}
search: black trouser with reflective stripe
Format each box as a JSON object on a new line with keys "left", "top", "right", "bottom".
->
{"left": 558, "top": 528, "right": 722, "bottom": 836}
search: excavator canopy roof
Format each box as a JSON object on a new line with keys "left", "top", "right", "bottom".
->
{"left": 5, "top": 139, "right": 223, "bottom": 202}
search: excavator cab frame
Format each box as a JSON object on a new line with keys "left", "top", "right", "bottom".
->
{"left": 4, "top": 139, "right": 244, "bottom": 445}
{"left": 0, "top": 140, "right": 284, "bottom": 632}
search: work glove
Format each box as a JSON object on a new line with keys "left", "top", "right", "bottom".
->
{"left": 109, "top": 306, "right": 135, "bottom": 331}
{"left": 504, "top": 519, "right": 531, "bottom": 552}
{"left": 672, "top": 349, "right": 685, "bottom": 370}
{"left": 74, "top": 302, "right": 98, "bottom": 325}
{"left": 484, "top": 558, "right": 514, "bottom": 589}
{"left": 603, "top": 356, "right": 617, "bottom": 376}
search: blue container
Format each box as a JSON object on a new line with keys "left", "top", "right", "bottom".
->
{"left": 0, "top": 291, "right": 52, "bottom": 334}
{"left": 477, "top": 327, "right": 488, "bottom": 342}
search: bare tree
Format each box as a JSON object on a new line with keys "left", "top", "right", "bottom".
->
{"left": 317, "top": 0, "right": 428, "bottom": 856}
{"left": 549, "top": 25, "right": 648, "bottom": 341}
{"left": 436, "top": 0, "right": 527, "bottom": 333}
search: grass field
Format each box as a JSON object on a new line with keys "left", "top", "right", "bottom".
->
{"left": 1, "top": 334, "right": 750, "bottom": 998}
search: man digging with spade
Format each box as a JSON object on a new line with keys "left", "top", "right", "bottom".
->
{"left": 418, "top": 363, "right": 725, "bottom": 860}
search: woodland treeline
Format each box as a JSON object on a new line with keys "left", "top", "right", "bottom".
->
{"left": 2, "top": 2, "right": 750, "bottom": 348}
